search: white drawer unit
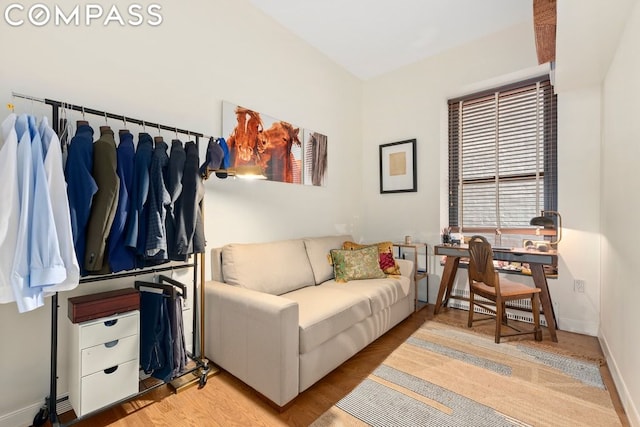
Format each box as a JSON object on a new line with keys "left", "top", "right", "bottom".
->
{"left": 69, "top": 310, "right": 140, "bottom": 417}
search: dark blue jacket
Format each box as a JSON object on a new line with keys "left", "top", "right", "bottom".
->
{"left": 145, "top": 140, "right": 170, "bottom": 260}
{"left": 174, "top": 141, "right": 205, "bottom": 257}
{"left": 108, "top": 131, "right": 136, "bottom": 272}
{"left": 64, "top": 124, "right": 97, "bottom": 275}
{"left": 166, "top": 140, "right": 185, "bottom": 260}
{"left": 124, "top": 133, "right": 154, "bottom": 264}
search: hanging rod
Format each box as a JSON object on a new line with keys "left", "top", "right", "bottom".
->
{"left": 11, "top": 91, "right": 215, "bottom": 140}
{"left": 78, "top": 262, "right": 195, "bottom": 284}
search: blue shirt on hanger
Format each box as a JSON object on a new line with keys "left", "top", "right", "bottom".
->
{"left": 11, "top": 114, "right": 44, "bottom": 312}
{"left": 27, "top": 115, "right": 66, "bottom": 287}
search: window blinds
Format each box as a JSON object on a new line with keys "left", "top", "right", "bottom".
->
{"left": 448, "top": 77, "right": 557, "bottom": 232}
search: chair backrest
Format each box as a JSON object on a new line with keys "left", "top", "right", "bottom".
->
{"left": 467, "top": 235, "right": 498, "bottom": 288}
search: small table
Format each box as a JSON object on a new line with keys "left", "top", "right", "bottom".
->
{"left": 433, "top": 244, "right": 559, "bottom": 342}
{"left": 393, "top": 243, "right": 428, "bottom": 312}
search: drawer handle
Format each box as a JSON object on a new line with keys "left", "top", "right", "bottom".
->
{"left": 104, "top": 366, "right": 119, "bottom": 375}
{"left": 104, "top": 340, "right": 119, "bottom": 348}
{"left": 104, "top": 319, "right": 118, "bottom": 327}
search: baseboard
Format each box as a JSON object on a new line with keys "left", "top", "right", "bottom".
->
{"left": 0, "top": 394, "right": 71, "bottom": 427}
{"left": 599, "top": 333, "right": 640, "bottom": 426}
{"left": 556, "top": 317, "right": 599, "bottom": 336}
{"left": 0, "top": 400, "right": 42, "bottom": 427}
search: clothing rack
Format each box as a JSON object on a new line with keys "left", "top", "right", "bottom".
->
{"left": 11, "top": 93, "right": 213, "bottom": 426}
{"left": 12, "top": 92, "right": 217, "bottom": 142}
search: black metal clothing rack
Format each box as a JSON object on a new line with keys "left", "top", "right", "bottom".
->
{"left": 11, "top": 93, "right": 210, "bottom": 426}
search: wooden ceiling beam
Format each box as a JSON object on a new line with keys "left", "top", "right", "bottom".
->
{"left": 533, "top": 0, "right": 557, "bottom": 64}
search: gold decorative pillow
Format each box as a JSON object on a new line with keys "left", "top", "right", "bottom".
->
{"left": 342, "top": 241, "right": 401, "bottom": 275}
{"left": 330, "top": 246, "right": 386, "bottom": 283}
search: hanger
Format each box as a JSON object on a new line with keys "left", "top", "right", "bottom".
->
{"left": 59, "top": 102, "right": 71, "bottom": 149}
{"left": 120, "top": 115, "right": 129, "bottom": 134}
{"left": 100, "top": 112, "right": 111, "bottom": 134}
{"left": 77, "top": 106, "right": 88, "bottom": 127}
{"left": 100, "top": 115, "right": 111, "bottom": 134}
{"left": 134, "top": 280, "right": 185, "bottom": 300}
{"left": 134, "top": 275, "right": 187, "bottom": 299}
{"left": 154, "top": 123, "right": 163, "bottom": 143}
{"left": 158, "top": 275, "right": 187, "bottom": 299}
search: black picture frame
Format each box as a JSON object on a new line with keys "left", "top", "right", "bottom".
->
{"left": 379, "top": 139, "right": 417, "bottom": 193}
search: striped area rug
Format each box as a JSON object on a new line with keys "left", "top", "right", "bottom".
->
{"left": 312, "top": 321, "right": 620, "bottom": 427}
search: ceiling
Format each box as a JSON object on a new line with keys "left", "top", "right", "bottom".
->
{"left": 248, "top": 0, "right": 533, "bottom": 80}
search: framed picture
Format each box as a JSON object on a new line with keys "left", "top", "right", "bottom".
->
{"left": 222, "top": 101, "right": 328, "bottom": 186}
{"left": 379, "top": 139, "right": 417, "bottom": 193}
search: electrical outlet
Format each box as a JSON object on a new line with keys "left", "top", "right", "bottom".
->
{"left": 574, "top": 279, "right": 585, "bottom": 293}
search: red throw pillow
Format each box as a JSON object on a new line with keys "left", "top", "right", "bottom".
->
{"left": 379, "top": 252, "right": 396, "bottom": 272}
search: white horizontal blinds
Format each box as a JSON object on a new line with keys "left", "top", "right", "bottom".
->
{"left": 448, "top": 77, "right": 557, "bottom": 232}
{"left": 460, "top": 93, "right": 498, "bottom": 228}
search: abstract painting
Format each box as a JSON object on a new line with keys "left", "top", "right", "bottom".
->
{"left": 222, "top": 101, "right": 327, "bottom": 186}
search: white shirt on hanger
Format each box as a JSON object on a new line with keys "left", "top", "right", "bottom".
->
{"left": 40, "top": 117, "right": 79, "bottom": 295}
{"left": 0, "top": 114, "right": 20, "bottom": 304}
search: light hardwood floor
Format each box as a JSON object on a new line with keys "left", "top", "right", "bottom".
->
{"left": 57, "top": 305, "right": 630, "bottom": 427}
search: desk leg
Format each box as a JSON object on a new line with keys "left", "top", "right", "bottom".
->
{"left": 530, "top": 263, "right": 558, "bottom": 342}
{"left": 434, "top": 256, "right": 460, "bottom": 315}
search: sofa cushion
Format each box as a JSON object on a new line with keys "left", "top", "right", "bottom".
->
{"left": 222, "top": 239, "right": 315, "bottom": 295}
{"left": 342, "top": 241, "right": 402, "bottom": 275}
{"left": 303, "top": 235, "right": 353, "bottom": 284}
{"left": 330, "top": 246, "right": 386, "bottom": 283}
{"left": 282, "top": 286, "right": 371, "bottom": 354}
{"left": 323, "top": 276, "right": 410, "bottom": 314}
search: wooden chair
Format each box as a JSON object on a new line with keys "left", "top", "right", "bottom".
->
{"left": 467, "top": 235, "right": 543, "bottom": 343}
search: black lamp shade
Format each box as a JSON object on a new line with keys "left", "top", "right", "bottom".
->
{"left": 530, "top": 216, "right": 555, "bottom": 228}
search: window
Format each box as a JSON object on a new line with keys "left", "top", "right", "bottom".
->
{"left": 448, "top": 77, "right": 557, "bottom": 246}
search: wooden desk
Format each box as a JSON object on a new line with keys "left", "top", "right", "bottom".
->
{"left": 433, "top": 245, "right": 559, "bottom": 342}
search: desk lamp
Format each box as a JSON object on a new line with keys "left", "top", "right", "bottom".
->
{"left": 200, "top": 137, "right": 267, "bottom": 180}
{"left": 529, "top": 210, "right": 562, "bottom": 245}
{"left": 227, "top": 165, "right": 267, "bottom": 180}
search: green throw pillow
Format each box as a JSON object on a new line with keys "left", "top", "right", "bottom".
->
{"left": 330, "top": 246, "right": 386, "bottom": 283}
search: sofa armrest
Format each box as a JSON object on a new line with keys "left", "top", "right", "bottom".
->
{"left": 396, "top": 258, "right": 416, "bottom": 304}
{"left": 203, "top": 280, "right": 299, "bottom": 407}
{"left": 396, "top": 258, "right": 414, "bottom": 279}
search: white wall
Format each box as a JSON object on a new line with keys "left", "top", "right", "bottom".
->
{"left": 360, "top": 17, "right": 607, "bottom": 336}
{"left": 361, "top": 22, "right": 537, "bottom": 244}
{"left": 360, "top": 22, "right": 539, "bottom": 299}
{"left": 554, "top": 86, "right": 602, "bottom": 335}
{"left": 600, "top": 1, "right": 640, "bottom": 424}
{"left": 360, "top": 23, "right": 530, "bottom": 308}
{"left": 0, "top": 1, "right": 363, "bottom": 425}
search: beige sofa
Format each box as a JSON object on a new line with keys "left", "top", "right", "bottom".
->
{"left": 203, "top": 235, "right": 415, "bottom": 408}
